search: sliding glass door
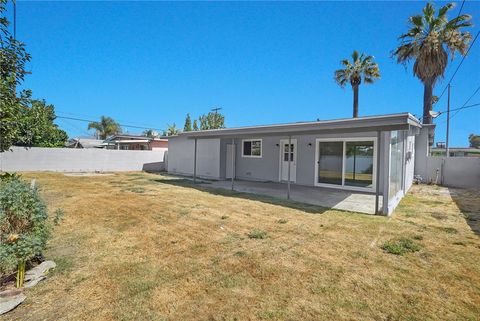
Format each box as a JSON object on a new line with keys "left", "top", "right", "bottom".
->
{"left": 316, "top": 139, "right": 376, "bottom": 191}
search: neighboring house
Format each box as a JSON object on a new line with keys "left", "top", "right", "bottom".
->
{"left": 103, "top": 134, "right": 168, "bottom": 151}
{"left": 167, "top": 112, "right": 430, "bottom": 216}
{"left": 431, "top": 147, "right": 480, "bottom": 157}
{"left": 66, "top": 137, "right": 105, "bottom": 149}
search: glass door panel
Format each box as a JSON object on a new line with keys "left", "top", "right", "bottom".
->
{"left": 345, "top": 141, "right": 374, "bottom": 188}
{"left": 317, "top": 142, "right": 343, "bottom": 185}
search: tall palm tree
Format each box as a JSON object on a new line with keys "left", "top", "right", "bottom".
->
{"left": 393, "top": 2, "right": 472, "bottom": 124}
{"left": 87, "top": 116, "right": 121, "bottom": 140}
{"left": 164, "top": 123, "right": 179, "bottom": 136}
{"left": 334, "top": 51, "right": 381, "bottom": 118}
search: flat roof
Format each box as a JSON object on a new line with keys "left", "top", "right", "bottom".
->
{"left": 173, "top": 113, "right": 422, "bottom": 139}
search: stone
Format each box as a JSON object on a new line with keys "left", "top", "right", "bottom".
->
{"left": 0, "top": 289, "right": 26, "bottom": 315}
{"left": 23, "top": 260, "right": 56, "bottom": 288}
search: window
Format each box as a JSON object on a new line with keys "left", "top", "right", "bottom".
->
{"left": 242, "top": 139, "right": 262, "bottom": 157}
{"left": 316, "top": 138, "right": 376, "bottom": 191}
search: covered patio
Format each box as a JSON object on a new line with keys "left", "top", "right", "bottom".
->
{"left": 200, "top": 179, "right": 382, "bottom": 214}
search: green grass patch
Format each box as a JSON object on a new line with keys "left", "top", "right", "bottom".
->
{"left": 248, "top": 229, "right": 268, "bottom": 239}
{"left": 381, "top": 237, "right": 421, "bottom": 255}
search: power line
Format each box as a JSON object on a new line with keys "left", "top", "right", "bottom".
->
{"left": 56, "top": 116, "right": 165, "bottom": 132}
{"left": 436, "top": 102, "right": 480, "bottom": 118}
{"left": 435, "top": 30, "right": 480, "bottom": 104}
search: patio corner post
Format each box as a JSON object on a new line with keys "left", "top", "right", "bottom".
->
{"left": 287, "top": 135, "right": 291, "bottom": 200}
{"left": 193, "top": 138, "right": 197, "bottom": 184}
{"left": 231, "top": 138, "right": 235, "bottom": 191}
{"left": 375, "top": 131, "right": 381, "bottom": 214}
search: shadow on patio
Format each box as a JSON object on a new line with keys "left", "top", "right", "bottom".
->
{"left": 449, "top": 187, "right": 480, "bottom": 236}
{"left": 153, "top": 176, "right": 381, "bottom": 215}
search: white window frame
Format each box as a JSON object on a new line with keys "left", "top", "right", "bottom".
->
{"left": 314, "top": 137, "right": 377, "bottom": 192}
{"left": 241, "top": 139, "right": 263, "bottom": 158}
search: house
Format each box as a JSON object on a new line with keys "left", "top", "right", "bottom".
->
{"left": 431, "top": 147, "right": 480, "bottom": 157}
{"left": 103, "top": 134, "right": 168, "bottom": 151}
{"left": 66, "top": 137, "right": 105, "bottom": 149}
{"left": 167, "top": 112, "right": 432, "bottom": 216}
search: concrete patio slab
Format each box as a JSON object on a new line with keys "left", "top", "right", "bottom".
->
{"left": 200, "top": 180, "right": 382, "bottom": 214}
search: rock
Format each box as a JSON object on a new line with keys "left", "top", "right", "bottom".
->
{"left": 24, "top": 260, "right": 56, "bottom": 281}
{"left": 24, "top": 276, "right": 46, "bottom": 288}
{"left": 0, "top": 289, "right": 26, "bottom": 315}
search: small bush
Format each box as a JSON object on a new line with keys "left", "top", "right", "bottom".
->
{"left": 248, "top": 229, "right": 267, "bottom": 239}
{"left": 277, "top": 219, "right": 288, "bottom": 224}
{"left": 381, "top": 237, "right": 421, "bottom": 255}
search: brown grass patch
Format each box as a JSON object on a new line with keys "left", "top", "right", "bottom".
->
{"left": 2, "top": 172, "right": 479, "bottom": 321}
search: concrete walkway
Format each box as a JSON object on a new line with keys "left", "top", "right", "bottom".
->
{"left": 201, "top": 180, "right": 381, "bottom": 214}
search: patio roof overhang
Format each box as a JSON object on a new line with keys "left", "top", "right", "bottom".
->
{"left": 178, "top": 113, "right": 422, "bottom": 139}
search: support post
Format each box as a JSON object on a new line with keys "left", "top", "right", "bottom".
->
{"left": 193, "top": 138, "right": 197, "bottom": 183}
{"left": 446, "top": 83, "right": 451, "bottom": 158}
{"left": 231, "top": 138, "right": 235, "bottom": 191}
{"left": 287, "top": 136, "right": 291, "bottom": 200}
{"left": 375, "top": 131, "right": 381, "bottom": 215}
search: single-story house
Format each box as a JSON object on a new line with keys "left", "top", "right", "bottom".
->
{"left": 431, "top": 147, "right": 480, "bottom": 157}
{"left": 103, "top": 134, "right": 168, "bottom": 151}
{"left": 167, "top": 113, "right": 433, "bottom": 216}
{"left": 66, "top": 137, "right": 105, "bottom": 149}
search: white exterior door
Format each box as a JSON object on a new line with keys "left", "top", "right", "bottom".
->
{"left": 226, "top": 144, "right": 235, "bottom": 179}
{"left": 279, "top": 139, "right": 297, "bottom": 182}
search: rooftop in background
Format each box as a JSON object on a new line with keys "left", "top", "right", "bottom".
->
{"left": 174, "top": 112, "right": 422, "bottom": 139}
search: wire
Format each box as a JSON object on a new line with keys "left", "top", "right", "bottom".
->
{"left": 450, "top": 85, "right": 480, "bottom": 120}
{"left": 435, "top": 30, "right": 480, "bottom": 104}
{"left": 56, "top": 116, "right": 165, "bottom": 132}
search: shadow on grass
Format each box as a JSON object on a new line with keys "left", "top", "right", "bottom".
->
{"left": 449, "top": 187, "right": 480, "bottom": 236}
{"left": 151, "top": 178, "right": 330, "bottom": 215}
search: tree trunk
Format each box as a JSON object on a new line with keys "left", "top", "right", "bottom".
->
{"left": 353, "top": 85, "right": 359, "bottom": 118}
{"left": 423, "top": 80, "right": 434, "bottom": 124}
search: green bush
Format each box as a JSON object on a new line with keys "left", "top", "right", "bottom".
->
{"left": 0, "top": 175, "right": 52, "bottom": 286}
{"left": 381, "top": 237, "right": 421, "bottom": 255}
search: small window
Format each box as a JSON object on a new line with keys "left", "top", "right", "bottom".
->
{"left": 242, "top": 139, "right": 262, "bottom": 157}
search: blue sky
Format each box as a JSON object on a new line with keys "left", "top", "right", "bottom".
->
{"left": 10, "top": 1, "right": 480, "bottom": 146}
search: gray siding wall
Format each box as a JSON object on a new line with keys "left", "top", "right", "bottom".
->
{"left": 219, "top": 131, "right": 384, "bottom": 189}
{"left": 167, "top": 136, "right": 222, "bottom": 179}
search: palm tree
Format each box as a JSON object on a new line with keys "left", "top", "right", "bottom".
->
{"left": 164, "top": 123, "right": 180, "bottom": 136}
{"left": 142, "top": 129, "right": 159, "bottom": 138}
{"left": 393, "top": 2, "right": 472, "bottom": 124}
{"left": 87, "top": 116, "right": 121, "bottom": 140}
{"left": 334, "top": 51, "right": 380, "bottom": 118}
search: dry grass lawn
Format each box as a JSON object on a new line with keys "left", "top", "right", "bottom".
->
{"left": 2, "top": 172, "right": 479, "bottom": 321}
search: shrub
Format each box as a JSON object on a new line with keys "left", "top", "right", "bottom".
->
{"left": 0, "top": 176, "right": 52, "bottom": 287}
{"left": 381, "top": 237, "right": 421, "bottom": 255}
{"left": 248, "top": 229, "right": 267, "bottom": 239}
{"left": 277, "top": 219, "right": 288, "bottom": 224}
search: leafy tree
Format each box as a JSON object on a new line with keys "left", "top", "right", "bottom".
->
{"left": 393, "top": 2, "right": 472, "bottom": 124}
{"left": 0, "top": 175, "right": 52, "bottom": 287}
{"left": 164, "top": 123, "right": 179, "bottom": 136}
{"left": 196, "top": 111, "right": 226, "bottom": 130}
{"left": 334, "top": 50, "right": 380, "bottom": 118}
{"left": 142, "top": 129, "right": 159, "bottom": 138}
{"left": 193, "top": 119, "right": 199, "bottom": 131}
{"left": 0, "top": 0, "right": 32, "bottom": 152}
{"left": 15, "top": 99, "right": 68, "bottom": 147}
{"left": 469, "top": 134, "right": 480, "bottom": 148}
{"left": 184, "top": 113, "right": 192, "bottom": 132}
{"left": 87, "top": 116, "right": 122, "bottom": 140}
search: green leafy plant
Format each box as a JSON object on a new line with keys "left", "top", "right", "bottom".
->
{"left": 381, "top": 237, "right": 421, "bottom": 255}
{"left": 0, "top": 176, "right": 52, "bottom": 287}
{"left": 247, "top": 229, "right": 267, "bottom": 239}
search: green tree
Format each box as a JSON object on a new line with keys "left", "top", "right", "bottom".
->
{"left": 193, "top": 119, "right": 199, "bottom": 131}
{"left": 197, "top": 111, "right": 226, "bottom": 130}
{"left": 184, "top": 113, "right": 192, "bottom": 132}
{"left": 393, "top": 2, "right": 472, "bottom": 124}
{"left": 87, "top": 116, "right": 122, "bottom": 140}
{"left": 0, "top": 0, "right": 32, "bottom": 151}
{"left": 15, "top": 99, "right": 68, "bottom": 147}
{"left": 164, "top": 123, "right": 179, "bottom": 136}
{"left": 469, "top": 134, "right": 480, "bottom": 148}
{"left": 142, "top": 129, "right": 158, "bottom": 138}
{"left": 334, "top": 50, "right": 380, "bottom": 118}
{"left": 0, "top": 175, "right": 52, "bottom": 287}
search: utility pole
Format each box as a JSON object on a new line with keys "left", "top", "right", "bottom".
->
{"left": 446, "top": 84, "right": 451, "bottom": 158}
{"left": 211, "top": 107, "right": 222, "bottom": 129}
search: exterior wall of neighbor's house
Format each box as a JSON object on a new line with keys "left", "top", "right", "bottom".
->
{"left": 166, "top": 135, "right": 222, "bottom": 179}
{"left": 150, "top": 140, "right": 168, "bottom": 150}
{"left": 219, "top": 131, "right": 386, "bottom": 191}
